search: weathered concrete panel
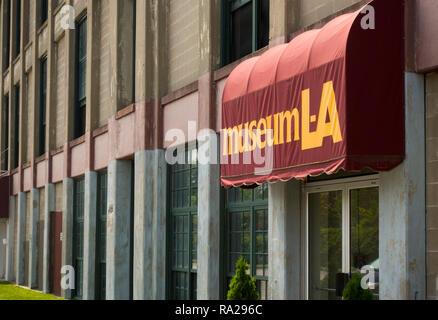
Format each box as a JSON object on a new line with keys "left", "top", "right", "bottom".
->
{"left": 83, "top": 171, "right": 97, "bottom": 300}
{"left": 16, "top": 193, "right": 26, "bottom": 285}
{"left": 379, "top": 73, "right": 426, "bottom": 300}
{"left": 28, "top": 189, "right": 40, "bottom": 289}
{"left": 197, "top": 134, "right": 221, "bottom": 300}
{"left": 268, "top": 179, "right": 301, "bottom": 300}
{"left": 106, "top": 160, "right": 132, "bottom": 300}
{"left": 133, "top": 150, "right": 167, "bottom": 300}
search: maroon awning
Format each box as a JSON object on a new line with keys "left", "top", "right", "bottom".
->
{"left": 0, "top": 174, "right": 10, "bottom": 218}
{"left": 221, "top": 0, "right": 405, "bottom": 187}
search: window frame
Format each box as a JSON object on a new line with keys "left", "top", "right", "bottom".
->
{"left": 40, "top": 0, "right": 49, "bottom": 26}
{"left": 4, "top": 0, "right": 11, "bottom": 70}
{"left": 13, "top": 0, "right": 21, "bottom": 59}
{"left": 95, "top": 170, "right": 108, "bottom": 300}
{"left": 224, "top": 184, "right": 269, "bottom": 299}
{"left": 167, "top": 146, "right": 199, "bottom": 300}
{"left": 74, "top": 15, "right": 87, "bottom": 139}
{"left": 13, "top": 85, "right": 19, "bottom": 169}
{"left": 302, "top": 174, "right": 380, "bottom": 300}
{"left": 2, "top": 95, "right": 9, "bottom": 171}
{"left": 72, "top": 176, "right": 85, "bottom": 300}
{"left": 220, "top": 0, "right": 269, "bottom": 66}
{"left": 39, "top": 55, "right": 47, "bottom": 157}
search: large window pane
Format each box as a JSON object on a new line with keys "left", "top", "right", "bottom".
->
{"left": 350, "top": 187, "right": 379, "bottom": 296}
{"left": 309, "top": 191, "right": 343, "bottom": 300}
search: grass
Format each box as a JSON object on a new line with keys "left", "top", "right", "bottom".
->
{"left": 0, "top": 282, "right": 65, "bottom": 300}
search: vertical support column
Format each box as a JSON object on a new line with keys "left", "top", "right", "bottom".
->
{"left": 109, "top": 0, "right": 135, "bottom": 114}
{"left": 28, "top": 188, "right": 40, "bottom": 288}
{"left": 64, "top": 0, "right": 75, "bottom": 142}
{"left": 269, "top": 0, "right": 300, "bottom": 46}
{"left": 83, "top": 171, "right": 97, "bottom": 300}
{"left": 133, "top": 150, "right": 167, "bottom": 300}
{"left": 61, "top": 178, "right": 74, "bottom": 299}
{"left": 5, "top": 196, "right": 16, "bottom": 282}
{"left": 42, "top": 183, "right": 55, "bottom": 293}
{"left": 268, "top": 180, "right": 302, "bottom": 300}
{"left": 106, "top": 160, "right": 132, "bottom": 300}
{"left": 379, "top": 73, "right": 426, "bottom": 300}
{"left": 196, "top": 134, "right": 221, "bottom": 300}
{"left": 16, "top": 192, "right": 26, "bottom": 285}
{"left": 46, "top": 0, "right": 56, "bottom": 152}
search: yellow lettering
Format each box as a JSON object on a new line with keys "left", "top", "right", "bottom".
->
{"left": 302, "top": 81, "right": 343, "bottom": 150}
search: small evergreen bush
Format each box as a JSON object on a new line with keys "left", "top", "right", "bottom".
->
{"left": 227, "top": 257, "right": 260, "bottom": 300}
{"left": 342, "top": 273, "right": 374, "bottom": 300}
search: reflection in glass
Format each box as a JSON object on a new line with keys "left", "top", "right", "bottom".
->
{"left": 350, "top": 187, "right": 379, "bottom": 296}
{"left": 309, "top": 191, "right": 343, "bottom": 300}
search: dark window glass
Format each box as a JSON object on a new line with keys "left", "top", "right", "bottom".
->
{"left": 74, "top": 17, "right": 87, "bottom": 139}
{"left": 96, "top": 171, "right": 108, "bottom": 300}
{"left": 225, "top": 184, "right": 269, "bottom": 300}
{"left": 39, "top": 57, "right": 47, "bottom": 156}
{"left": 73, "top": 177, "right": 85, "bottom": 300}
{"left": 13, "top": 85, "right": 19, "bottom": 169}
{"left": 41, "top": 0, "right": 48, "bottom": 25}
{"left": 2, "top": 95, "right": 9, "bottom": 171}
{"left": 222, "top": 0, "right": 270, "bottom": 66}
{"left": 169, "top": 148, "right": 198, "bottom": 300}
{"left": 4, "top": 0, "right": 11, "bottom": 69}
{"left": 231, "top": 1, "right": 253, "bottom": 62}
{"left": 14, "top": 0, "right": 21, "bottom": 59}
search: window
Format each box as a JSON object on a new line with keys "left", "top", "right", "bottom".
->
{"left": 72, "top": 177, "right": 85, "bottom": 300}
{"left": 41, "top": 0, "right": 48, "bottom": 26}
{"left": 74, "top": 16, "right": 87, "bottom": 139}
{"left": 168, "top": 148, "right": 198, "bottom": 300}
{"left": 39, "top": 56, "right": 47, "bottom": 156}
{"left": 14, "top": 0, "right": 21, "bottom": 59}
{"left": 305, "top": 177, "right": 380, "bottom": 300}
{"left": 221, "top": 0, "right": 270, "bottom": 66}
{"left": 224, "top": 184, "right": 269, "bottom": 299}
{"left": 4, "top": 0, "right": 11, "bottom": 69}
{"left": 2, "top": 95, "right": 9, "bottom": 171}
{"left": 13, "top": 85, "right": 19, "bottom": 169}
{"left": 95, "top": 170, "right": 108, "bottom": 300}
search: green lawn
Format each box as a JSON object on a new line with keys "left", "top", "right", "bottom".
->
{"left": 0, "top": 282, "right": 65, "bottom": 300}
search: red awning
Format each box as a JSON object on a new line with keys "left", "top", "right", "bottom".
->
{"left": 221, "top": 0, "right": 405, "bottom": 187}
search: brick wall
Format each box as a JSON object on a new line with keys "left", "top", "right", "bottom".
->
{"left": 426, "top": 72, "right": 438, "bottom": 300}
{"left": 168, "top": 0, "right": 200, "bottom": 93}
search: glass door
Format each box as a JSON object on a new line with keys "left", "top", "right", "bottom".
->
{"left": 306, "top": 177, "right": 379, "bottom": 300}
{"left": 308, "top": 190, "right": 343, "bottom": 300}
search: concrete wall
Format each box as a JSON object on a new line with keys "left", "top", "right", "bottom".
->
{"left": 168, "top": 0, "right": 200, "bottom": 93}
{"left": 55, "top": 36, "right": 66, "bottom": 149}
{"left": 299, "top": 0, "right": 363, "bottom": 28}
{"left": 0, "top": 219, "right": 6, "bottom": 279}
{"left": 37, "top": 187, "right": 45, "bottom": 290}
{"left": 98, "top": 0, "right": 112, "bottom": 127}
{"left": 426, "top": 72, "right": 438, "bottom": 300}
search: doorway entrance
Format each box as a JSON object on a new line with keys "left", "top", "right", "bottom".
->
{"left": 304, "top": 176, "right": 379, "bottom": 300}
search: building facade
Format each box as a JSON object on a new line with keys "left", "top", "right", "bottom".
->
{"left": 0, "top": 0, "right": 437, "bottom": 300}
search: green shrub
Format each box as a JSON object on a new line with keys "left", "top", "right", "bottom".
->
{"left": 342, "top": 273, "right": 374, "bottom": 300}
{"left": 227, "top": 257, "right": 260, "bottom": 300}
